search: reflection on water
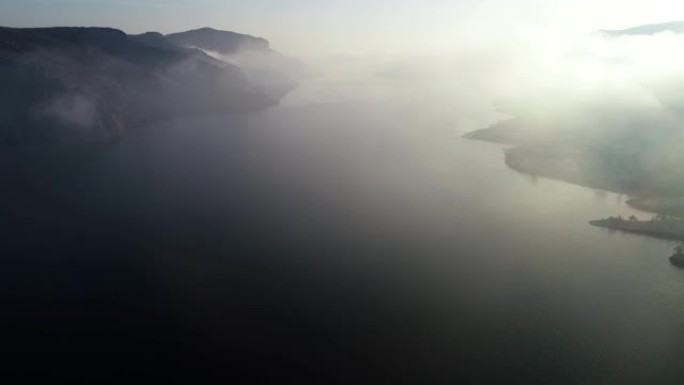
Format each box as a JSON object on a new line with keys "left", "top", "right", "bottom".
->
{"left": 3, "top": 74, "right": 684, "bottom": 383}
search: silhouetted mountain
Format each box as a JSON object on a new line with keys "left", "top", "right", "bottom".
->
{"left": 596, "top": 21, "right": 684, "bottom": 37}
{"left": 129, "top": 31, "right": 179, "bottom": 51}
{"left": 0, "top": 26, "right": 295, "bottom": 147}
{"left": 166, "top": 27, "right": 270, "bottom": 54}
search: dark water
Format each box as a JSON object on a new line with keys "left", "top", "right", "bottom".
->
{"left": 3, "top": 79, "right": 684, "bottom": 383}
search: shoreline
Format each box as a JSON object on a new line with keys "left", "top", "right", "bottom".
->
{"left": 465, "top": 131, "right": 684, "bottom": 214}
{"left": 589, "top": 218, "right": 684, "bottom": 241}
{"left": 464, "top": 131, "right": 684, "bottom": 242}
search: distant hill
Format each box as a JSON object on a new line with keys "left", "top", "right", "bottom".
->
{"left": 0, "top": 26, "right": 299, "bottom": 146}
{"left": 596, "top": 21, "right": 684, "bottom": 37}
{"left": 166, "top": 27, "right": 270, "bottom": 54}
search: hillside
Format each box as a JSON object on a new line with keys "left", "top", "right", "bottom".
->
{"left": 166, "top": 27, "right": 271, "bottom": 54}
{"left": 167, "top": 27, "right": 314, "bottom": 97}
{"left": 0, "top": 26, "right": 297, "bottom": 147}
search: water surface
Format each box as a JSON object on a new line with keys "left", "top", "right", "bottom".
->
{"left": 3, "top": 74, "right": 684, "bottom": 384}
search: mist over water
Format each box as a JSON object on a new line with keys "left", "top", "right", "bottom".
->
{"left": 6, "top": 50, "right": 684, "bottom": 383}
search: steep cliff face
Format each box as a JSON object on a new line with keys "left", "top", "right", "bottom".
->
{"left": 0, "top": 27, "right": 291, "bottom": 146}
{"left": 166, "top": 27, "right": 314, "bottom": 102}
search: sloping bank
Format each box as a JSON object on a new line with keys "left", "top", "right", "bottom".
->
{"left": 466, "top": 122, "right": 684, "bottom": 241}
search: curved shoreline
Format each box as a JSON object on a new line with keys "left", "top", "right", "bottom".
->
{"left": 465, "top": 132, "right": 684, "bottom": 242}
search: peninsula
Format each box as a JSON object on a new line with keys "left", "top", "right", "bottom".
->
{"left": 468, "top": 119, "right": 684, "bottom": 240}
{"left": 589, "top": 216, "right": 684, "bottom": 241}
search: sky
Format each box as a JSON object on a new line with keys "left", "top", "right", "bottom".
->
{"left": 1, "top": 0, "right": 684, "bottom": 55}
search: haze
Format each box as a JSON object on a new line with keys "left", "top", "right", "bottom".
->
{"left": 5, "top": 1, "right": 684, "bottom": 383}
{"left": 2, "top": 0, "right": 684, "bottom": 54}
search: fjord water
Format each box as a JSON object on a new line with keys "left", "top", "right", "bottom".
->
{"left": 5, "top": 64, "right": 684, "bottom": 383}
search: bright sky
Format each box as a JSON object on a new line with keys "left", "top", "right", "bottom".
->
{"left": 1, "top": 0, "right": 684, "bottom": 55}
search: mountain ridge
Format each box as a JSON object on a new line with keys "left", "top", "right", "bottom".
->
{"left": 0, "top": 26, "right": 300, "bottom": 147}
{"left": 166, "top": 27, "right": 271, "bottom": 54}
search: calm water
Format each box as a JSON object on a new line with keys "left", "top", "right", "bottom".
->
{"left": 4, "top": 74, "right": 684, "bottom": 383}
